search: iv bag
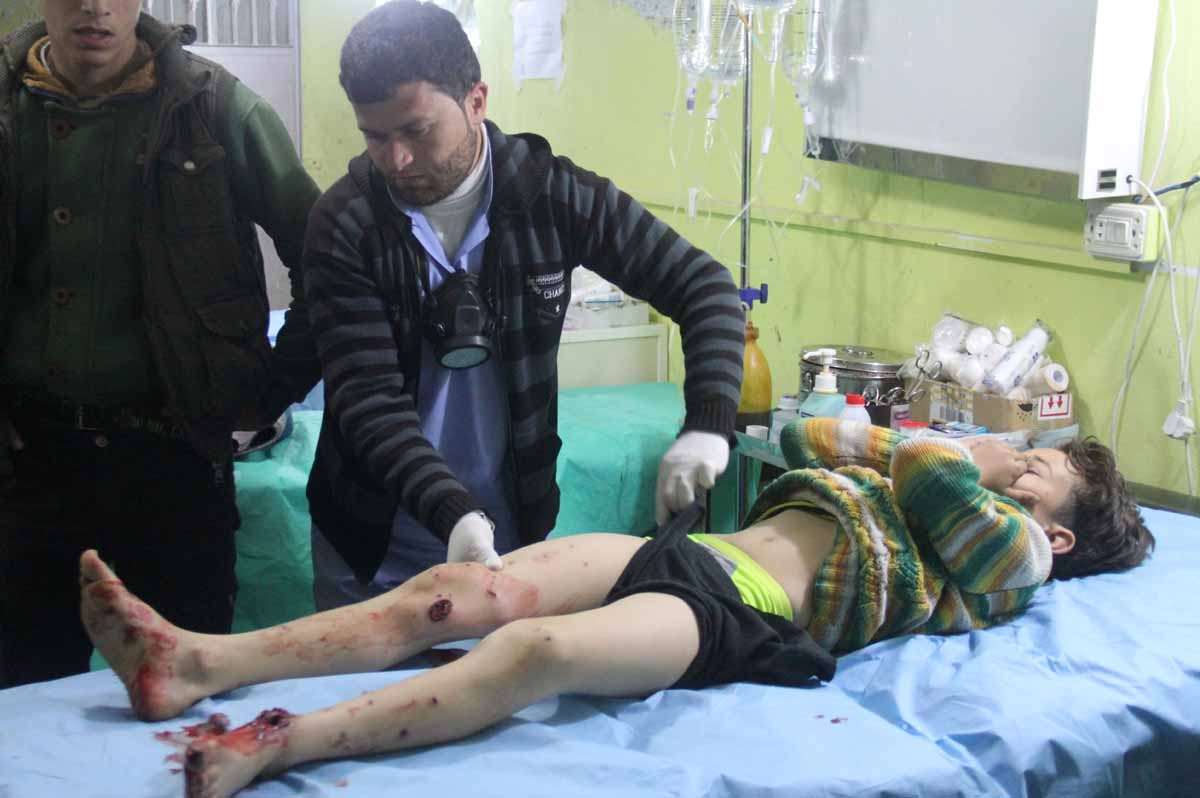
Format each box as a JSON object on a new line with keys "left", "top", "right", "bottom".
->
{"left": 734, "top": 0, "right": 797, "bottom": 10}
{"left": 780, "top": 2, "right": 820, "bottom": 86}
{"left": 673, "top": 1, "right": 745, "bottom": 81}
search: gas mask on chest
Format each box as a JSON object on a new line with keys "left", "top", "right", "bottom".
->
{"left": 421, "top": 269, "right": 499, "bottom": 369}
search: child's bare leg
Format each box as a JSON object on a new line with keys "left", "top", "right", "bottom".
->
{"left": 79, "top": 533, "right": 645, "bottom": 721}
{"left": 181, "top": 592, "right": 699, "bottom": 798}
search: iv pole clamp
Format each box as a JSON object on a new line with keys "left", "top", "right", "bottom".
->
{"left": 740, "top": 284, "right": 769, "bottom": 310}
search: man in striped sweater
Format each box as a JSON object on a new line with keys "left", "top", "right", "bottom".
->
{"left": 79, "top": 419, "right": 1152, "bottom": 797}
{"left": 301, "top": 0, "right": 745, "bottom": 610}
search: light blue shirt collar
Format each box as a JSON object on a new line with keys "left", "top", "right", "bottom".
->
{"left": 388, "top": 132, "right": 493, "bottom": 277}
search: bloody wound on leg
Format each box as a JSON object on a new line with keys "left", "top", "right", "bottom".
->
{"left": 427, "top": 599, "right": 452, "bottom": 622}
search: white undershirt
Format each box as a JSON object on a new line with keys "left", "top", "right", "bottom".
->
{"left": 420, "top": 131, "right": 489, "bottom": 262}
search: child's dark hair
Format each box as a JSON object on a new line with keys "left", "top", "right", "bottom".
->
{"left": 1049, "top": 438, "right": 1154, "bottom": 580}
{"left": 339, "top": 0, "right": 480, "bottom": 105}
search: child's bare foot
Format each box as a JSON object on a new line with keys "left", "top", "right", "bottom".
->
{"left": 183, "top": 709, "right": 293, "bottom": 798}
{"left": 79, "top": 549, "right": 212, "bottom": 721}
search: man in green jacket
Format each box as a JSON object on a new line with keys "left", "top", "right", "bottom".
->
{"left": 0, "top": 0, "right": 321, "bottom": 687}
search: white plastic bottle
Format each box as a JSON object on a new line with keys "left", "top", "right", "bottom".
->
{"left": 799, "top": 349, "right": 847, "bottom": 418}
{"left": 838, "top": 392, "right": 872, "bottom": 424}
{"left": 769, "top": 394, "right": 801, "bottom": 444}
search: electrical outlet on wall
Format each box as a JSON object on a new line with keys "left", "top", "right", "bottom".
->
{"left": 1083, "top": 201, "right": 1162, "bottom": 262}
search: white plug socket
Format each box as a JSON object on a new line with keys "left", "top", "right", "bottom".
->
{"left": 1084, "top": 202, "right": 1161, "bottom": 262}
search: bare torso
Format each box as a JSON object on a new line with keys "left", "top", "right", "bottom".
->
{"left": 717, "top": 510, "right": 838, "bottom": 627}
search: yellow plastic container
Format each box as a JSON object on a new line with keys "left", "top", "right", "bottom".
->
{"left": 737, "top": 320, "right": 773, "bottom": 430}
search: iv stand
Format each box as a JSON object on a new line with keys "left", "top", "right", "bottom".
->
{"left": 740, "top": 10, "right": 752, "bottom": 291}
{"left": 738, "top": 10, "right": 767, "bottom": 310}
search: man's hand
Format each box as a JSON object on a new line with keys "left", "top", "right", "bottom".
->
{"left": 446, "top": 511, "right": 503, "bottom": 570}
{"left": 962, "top": 437, "right": 1027, "bottom": 493}
{"left": 233, "top": 380, "right": 295, "bottom": 432}
{"left": 0, "top": 413, "right": 23, "bottom": 478}
{"left": 655, "top": 431, "right": 730, "bottom": 524}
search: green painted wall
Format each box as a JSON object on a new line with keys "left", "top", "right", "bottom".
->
{"left": 300, "top": 1, "right": 1198, "bottom": 494}
{"left": 0, "top": 1, "right": 40, "bottom": 37}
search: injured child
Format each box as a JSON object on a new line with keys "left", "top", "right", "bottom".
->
{"left": 79, "top": 419, "right": 1154, "bottom": 798}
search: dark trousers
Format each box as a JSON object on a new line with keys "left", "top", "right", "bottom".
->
{"left": 0, "top": 418, "right": 239, "bottom": 688}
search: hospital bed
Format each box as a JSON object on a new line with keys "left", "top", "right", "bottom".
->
{"left": 3, "top": 383, "right": 1199, "bottom": 797}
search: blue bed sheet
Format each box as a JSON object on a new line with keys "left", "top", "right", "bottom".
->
{"left": 3, "top": 507, "right": 1198, "bottom": 797}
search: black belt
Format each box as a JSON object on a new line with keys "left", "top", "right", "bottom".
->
{"left": 8, "top": 397, "right": 185, "bottom": 438}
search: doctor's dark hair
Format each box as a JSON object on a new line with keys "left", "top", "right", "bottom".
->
{"left": 1048, "top": 438, "right": 1154, "bottom": 580}
{"left": 340, "top": 0, "right": 480, "bottom": 105}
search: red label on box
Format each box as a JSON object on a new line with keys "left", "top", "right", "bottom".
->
{"left": 1038, "top": 393, "right": 1072, "bottom": 419}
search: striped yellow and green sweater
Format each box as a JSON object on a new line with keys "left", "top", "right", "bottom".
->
{"left": 745, "top": 419, "right": 1053, "bottom": 655}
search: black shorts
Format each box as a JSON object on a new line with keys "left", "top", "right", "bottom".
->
{"left": 603, "top": 503, "right": 836, "bottom": 690}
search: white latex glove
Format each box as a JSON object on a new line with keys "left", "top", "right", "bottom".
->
{"left": 446, "top": 511, "right": 504, "bottom": 570}
{"left": 655, "top": 431, "right": 730, "bottom": 524}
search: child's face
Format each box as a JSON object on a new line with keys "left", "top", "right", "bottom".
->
{"left": 1010, "top": 447, "right": 1079, "bottom": 529}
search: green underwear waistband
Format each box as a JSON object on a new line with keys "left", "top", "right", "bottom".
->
{"left": 688, "top": 533, "right": 794, "bottom": 622}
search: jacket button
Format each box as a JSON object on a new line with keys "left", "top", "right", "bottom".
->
{"left": 52, "top": 287, "right": 73, "bottom": 306}
{"left": 52, "top": 206, "right": 72, "bottom": 225}
{"left": 94, "top": 434, "right": 110, "bottom": 449}
{"left": 49, "top": 119, "right": 73, "bottom": 140}
{"left": 182, "top": 159, "right": 197, "bottom": 172}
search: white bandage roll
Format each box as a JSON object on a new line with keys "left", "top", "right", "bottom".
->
{"left": 980, "top": 342, "right": 1008, "bottom": 371}
{"left": 1022, "top": 363, "right": 1070, "bottom": 396}
{"left": 932, "top": 313, "right": 972, "bottom": 351}
{"left": 994, "top": 325, "right": 1015, "bottom": 347}
{"left": 932, "top": 347, "right": 964, "bottom": 379}
{"left": 964, "top": 326, "right": 995, "bottom": 355}
{"left": 982, "top": 324, "right": 1050, "bottom": 396}
{"left": 952, "top": 356, "right": 986, "bottom": 389}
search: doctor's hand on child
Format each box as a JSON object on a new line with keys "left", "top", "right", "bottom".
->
{"left": 655, "top": 430, "right": 731, "bottom": 524}
{"left": 446, "top": 511, "right": 504, "bottom": 571}
{"left": 962, "top": 437, "right": 1029, "bottom": 494}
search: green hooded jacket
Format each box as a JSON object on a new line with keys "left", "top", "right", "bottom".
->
{"left": 0, "top": 13, "right": 320, "bottom": 459}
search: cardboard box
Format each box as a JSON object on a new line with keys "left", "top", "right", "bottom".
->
{"left": 908, "top": 381, "right": 1074, "bottom": 433}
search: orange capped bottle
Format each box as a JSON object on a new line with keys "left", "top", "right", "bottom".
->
{"left": 736, "top": 319, "right": 772, "bottom": 430}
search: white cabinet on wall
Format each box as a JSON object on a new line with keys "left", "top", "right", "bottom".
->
{"left": 805, "top": 0, "right": 1160, "bottom": 200}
